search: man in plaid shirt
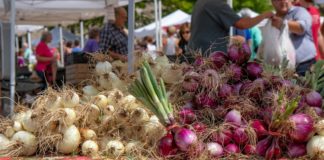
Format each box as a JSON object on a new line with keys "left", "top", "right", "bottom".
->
{"left": 99, "top": 7, "right": 128, "bottom": 62}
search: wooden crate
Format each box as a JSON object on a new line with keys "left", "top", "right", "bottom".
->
{"left": 65, "top": 64, "right": 93, "bottom": 84}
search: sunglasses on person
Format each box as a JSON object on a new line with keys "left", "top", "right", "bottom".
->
{"left": 182, "top": 31, "right": 190, "bottom": 34}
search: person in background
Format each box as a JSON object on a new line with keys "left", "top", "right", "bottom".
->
{"left": 72, "top": 40, "right": 82, "bottom": 53}
{"left": 189, "top": 0, "right": 273, "bottom": 55}
{"left": 271, "top": 0, "right": 316, "bottom": 76}
{"left": 28, "top": 45, "right": 37, "bottom": 71}
{"left": 64, "top": 41, "right": 73, "bottom": 55}
{"left": 145, "top": 36, "right": 157, "bottom": 59}
{"left": 99, "top": 7, "right": 128, "bottom": 62}
{"left": 298, "top": 0, "right": 322, "bottom": 60}
{"left": 83, "top": 27, "right": 100, "bottom": 53}
{"left": 17, "top": 49, "right": 25, "bottom": 68}
{"left": 178, "top": 23, "right": 193, "bottom": 63}
{"left": 35, "top": 31, "right": 58, "bottom": 90}
{"left": 164, "top": 26, "right": 180, "bottom": 62}
{"left": 22, "top": 43, "right": 32, "bottom": 64}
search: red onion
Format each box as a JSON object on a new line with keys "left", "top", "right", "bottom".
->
{"left": 194, "top": 56, "right": 204, "bottom": 67}
{"left": 250, "top": 120, "right": 268, "bottom": 139}
{"left": 179, "top": 109, "right": 196, "bottom": 124}
{"left": 305, "top": 91, "right": 323, "bottom": 107}
{"left": 183, "top": 101, "right": 194, "bottom": 110}
{"left": 224, "top": 143, "right": 240, "bottom": 154}
{"left": 187, "top": 142, "right": 205, "bottom": 158}
{"left": 211, "top": 129, "right": 233, "bottom": 146}
{"left": 232, "top": 83, "right": 243, "bottom": 96}
{"left": 246, "top": 62, "right": 263, "bottom": 80}
{"left": 243, "top": 144, "right": 256, "bottom": 155}
{"left": 218, "top": 84, "right": 233, "bottom": 98}
{"left": 174, "top": 128, "right": 198, "bottom": 151}
{"left": 201, "top": 69, "right": 220, "bottom": 89}
{"left": 209, "top": 51, "right": 228, "bottom": 69}
{"left": 158, "top": 133, "right": 177, "bottom": 156}
{"left": 228, "top": 44, "right": 250, "bottom": 65}
{"left": 193, "top": 122, "right": 207, "bottom": 133}
{"left": 313, "top": 107, "right": 323, "bottom": 116}
{"left": 224, "top": 109, "right": 242, "bottom": 125}
{"left": 288, "top": 114, "right": 314, "bottom": 142}
{"left": 256, "top": 136, "right": 272, "bottom": 156}
{"left": 207, "top": 142, "right": 224, "bottom": 157}
{"left": 287, "top": 143, "right": 306, "bottom": 158}
{"left": 182, "top": 79, "right": 199, "bottom": 92}
{"left": 195, "top": 93, "right": 216, "bottom": 108}
{"left": 229, "top": 64, "right": 243, "bottom": 81}
{"left": 265, "top": 139, "right": 282, "bottom": 160}
{"left": 184, "top": 71, "right": 201, "bottom": 81}
{"left": 233, "top": 127, "right": 248, "bottom": 145}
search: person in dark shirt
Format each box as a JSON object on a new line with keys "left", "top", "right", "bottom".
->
{"left": 189, "top": 0, "right": 273, "bottom": 56}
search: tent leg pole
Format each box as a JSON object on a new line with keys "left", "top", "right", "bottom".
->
{"left": 154, "top": 0, "right": 159, "bottom": 50}
{"left": 27, "top": 31, "right": 32, "bottom": 50}
{"left": 128, "top": 0, "right": 135, "bottom": 73}
{"left": 59, "top": 25, "right": 64, "bottom": 67}
{"left": 9, "top": 0, "right": 16, "bottom": 117}
{"left": 80, "top": 20, "right": 84, "bottom": 49}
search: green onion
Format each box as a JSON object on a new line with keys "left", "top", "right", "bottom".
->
{"left": 129, "top": 61, "right": 174, "bottom": 126}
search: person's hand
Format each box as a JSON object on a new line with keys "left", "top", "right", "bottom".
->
{"left": 262, "top": 11, "right": 274, "bottom": 19}
{"left": 271, "top": 16, "right": 284, "bottom": 29}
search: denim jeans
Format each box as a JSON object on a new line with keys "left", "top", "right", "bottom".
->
{"left": 296, "top": 58, "right": 316, "bottom": 76}
{"left": 36, "top": 70, "right": 47, "bottom": 90}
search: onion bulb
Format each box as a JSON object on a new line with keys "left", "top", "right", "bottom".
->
{"left": 21, "top": 110, "right": 37, "bottom": 133}
{"left": 0, "top": 134, "right": 10, "bottom": 150}
{"left": 102, "top": 105, "right": 115, "bottom": 115}
{"left": 13, "top": 121, "right": 23, "bottom": 132}
{"left": 83, "top": 85, "right": 99, "bottom": 97}
{"left": 174, "top": 128, "right": 198, "bottom": 151}
{"left": 58, "top": 125, "right": 81, "bottom": 154}
{"left": 91, "top": 95, "right": 109, "bottom": 109}
{"left": 4, "top": 126, "right": 15, "bottom": 138}
{"left": 307, "top": 136, "right": 324, "bottom": 159}
{"left": 12, "top": 112, "right": 26, "bottom": 124}
{"left": 11, "top": 131, "right": 37, "bottom": 156}
{"left": 98, "top": 74, "right": 112, "bottom": 90}
{"left": 130, "top": 108, "right": 149, "bottom": 123}
{"left": 105, "top": 140, "right": 125, "bottom": 157}
{"left": 82, "top": 140, "right": 99, "bottom": 156}
{"left": 125, "top": 141, "right": 140, "bottom": 154}
{"left": 61, "top": 108, "right": 77, "bottom": 126}
{"left": 62, "top": 91, "right": 80, "bottom": 108}
{"left": 316, "top": 119, "right": 324, "bottom": 136}
{"left": 96, "top": 61, "right": 112, "bottom": 75}
{"left": 207, "top": 142, "right": 224, "bottom": 157}
{"left": 80, "top": 128, "right": 97, "bottom": 140}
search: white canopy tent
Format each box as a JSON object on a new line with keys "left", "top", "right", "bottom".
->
{"left": 0, "top": 0, "right": 141, "bottom": 116}
{"left": 135, "top": 9, "right": 191, "bottom": 38}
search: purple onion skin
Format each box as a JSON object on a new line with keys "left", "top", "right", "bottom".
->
{"left": 195, "top": 93, "right": 217, "bottom": 108}
{"left": 229, "top": 64, "right": 243, "bottom": 81}
{"left": 224, "top": 109, "right": 242, "bottom": 125}
{"left": 182, "top": 80, "right": 199, "bottom": 92}
{"left": 158, "top": 133, "right": 178, "bottom": 157}
{"left": 218, "top": 84, "right": 233, "bottom": 98}
{"left": 313, "top": 107, "right": 323, "bottom": 117}
{"left": 250, "top": 120, "right": 268, "bottom": 139}
{"left": 174, "top": 128, "right": 198, "bottom": 151}
{"left": 228, "top": 43, "right": 251, "bottom": 65}
{"left": 243, "top": 144, "right": 256, "bottom": 155}
{"left": 225, "top": 143, "right": 240, "bottom": 154}
{"left": 305, "top": 91, "right": 323, "bottom": 107}
{"left": 232, "top": 83, "right": 243, "bottom": 96}
{"left": 289, "top": 114, "right": 314, "bottom": 142}
{"left": 287, "top": 143, "right": 307, "bottom": 158}
{"left": 209, "top": 51, "right": 228, "bottom": 69}
{"left": 179, "top": 109, "right": 196, "bottom": 124}
{"left": 246, "top": 62, "right": 263, "bottom": 80}
{"left": 265, "top": 139, "right": 282, "bottom": 160}
{"left": 256, "top": 136, "right": 272, "bottom": 156}
{"left": 211, "top": 129, "right": 233, "bottom": 146}
{"left": 194, "top": 56, "right": 204, "bottom": 67}
{"left": 207, "top": 142, "right": 224, "bottom": 157}
{"left": 233, "top": 127, "right": 249, "bottom": 145}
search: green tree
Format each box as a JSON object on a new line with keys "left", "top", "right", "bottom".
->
{"left": 233, "top": 0, "right": 273, "bottom": 13}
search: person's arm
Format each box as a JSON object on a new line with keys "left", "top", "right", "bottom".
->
{"left": 109, "top": 51, "right": 127, "bottom": 62}
{"left": 36, "top": 54, "right": 55, "bottom": 62}
{"left": 234, "top": 12, "right": 274, "bottom": 29}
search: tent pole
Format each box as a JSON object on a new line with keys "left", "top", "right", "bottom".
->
{"left": 80, "top": 20, "right": 84, "bottom": 48}
{"left": 59, "top": 25, "right": 64, "bottom": 67}
{"left": 9, "top": 0, "right": 16, "bottom": 117}
{"left": 227, "top": 0, "right": 233, "bottom": 37}
{"left": 158, "top": 0, "right": 162, "bottom": 49}
{"left": 27, "top": 31, "right": 32, "bottom": 50}
{"left": 154, "top": 0, "right": 159, "bottom": 50}
{"left": 15, "top": 35, "right": 19, "bottom": 52}
{"left": 128, "top": 0, "right": 135, "bottom": 73}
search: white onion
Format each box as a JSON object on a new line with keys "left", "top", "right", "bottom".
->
{"left": 91, "top": 95, "right": 109, "bottom": 109}
{"left": 4, "top": 126, "right": 15, "bottom": 138}
{"left": 58, "top": 125, "right": 81, "bottom": 154}
{"left": 13, "top": 121, "right": 23, "bottom": 131}
{"left": 11, "top": 131, "right": 37, "bottom": 156}
{"left": 82, "top": 140, "right": 99, "bottom": 156}
{"left": 47, "top": 96, "right": 63, "bottom": 111}
{"left": 307, "top": 135, "right": 324, "bottom": 159}
{"left": 105, "top": 140, "right": 125, "bottom": 157}
{"left": 119, "top": 95, "right": 136, "bottom": 108}
{"left": 62, "top": 91, "right": 80, "bottom": 108}
{"left": 125, "top": 141, "right": 140, "bottom": 154}
{"left": 316, "top": 119, "right": 324, "bottom": 136}
{"left": 96, "top": 61, "right": 112, "bottom": 75}
{"left": 83, "top": 85, "right": 99, "bottom": 97}
{"left": 207, "top": 142, "right": 223, "bottom": 157}
{"left": 88, "top": 104, "right": 101, "bottom": 122}
{"left": 150, "top": 115, "right": 160, "bottom": 124}
{"left": 62, "top": 108, "right": 77, "bottom": 126}
{"left": 103, "top": 105, "right": 115, "bottom": 115}
{"left": 130, "top": 108, "right": 149, "bottom": 123}
{"left": 98, "top": 75, "right": 112, "bottom": 90}
{"left": 21, "top": 110, "right": 37, "bottom": 133}
{"left": 80, "top": 128, "right": 97, "bottom": 140}
{"left": 0, "top": 134, "right": 10, "bottom": 150}
{"left": 13, "top": 112, "right": 26, "bottom": 124}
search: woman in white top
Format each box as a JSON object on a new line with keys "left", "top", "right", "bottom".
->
{"left": 163, "top": 26, "right": 180, "bottom": 62}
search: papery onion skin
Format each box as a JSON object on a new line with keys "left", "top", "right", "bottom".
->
{"left": 158, "top": 133, "right": 178, "bottom": 157}
{"left": 218, "top": 84, "right": 233, "bottom": 99}
{"left": 233, "top": 127, "right": 249, "bottom": 145}
{"left": 224, "top": 109, "right": 242, "bottom": 125}
{"left": 246, "top": 62, "right": 263, "bottom": 80}
{"left": 256, "top": 136, "right": 272, "bottom": 156}
{"left": 229, "top": 64, "right": 243, "bottom": 81}
{"left": 209, "top": 51, "right": 228, "bottom": 69}
{"left": 211, "top": 129, "right": 233, "bottom": 146}
{"left": 179, "top": 109, "right": 196, "bottom": 124}
{"left": 307, "top": 135, "right": 324, "bottom": 159}
{"left": 250, "top": 120, "right": 268, "bottom": 139}
{"left": 174, "top": 128, "right": 198, "bottom": 151}
{"left": 289, "top": 114, "right": 314, "bottom": 142}
{"left": 207, "top": 142, "right": 224, "bottom": 157}
{"left": 224, "top": 143, "right": 240, "bottom": 154}
{"left": 243, "top": 144, "right": 256, "bottom": 155}
{"left": 193, "top": 122, "right": 207, "bottom": 133}
{"left": 305, "top": 91, "right": 323, "bottom": 107}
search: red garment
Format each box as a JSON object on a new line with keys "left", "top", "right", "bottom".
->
{"left": 307, "top": 6, "right": 321, "bottom": 60}
{"left": 35, "top": 41, "right": 54, "bottom": 83}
